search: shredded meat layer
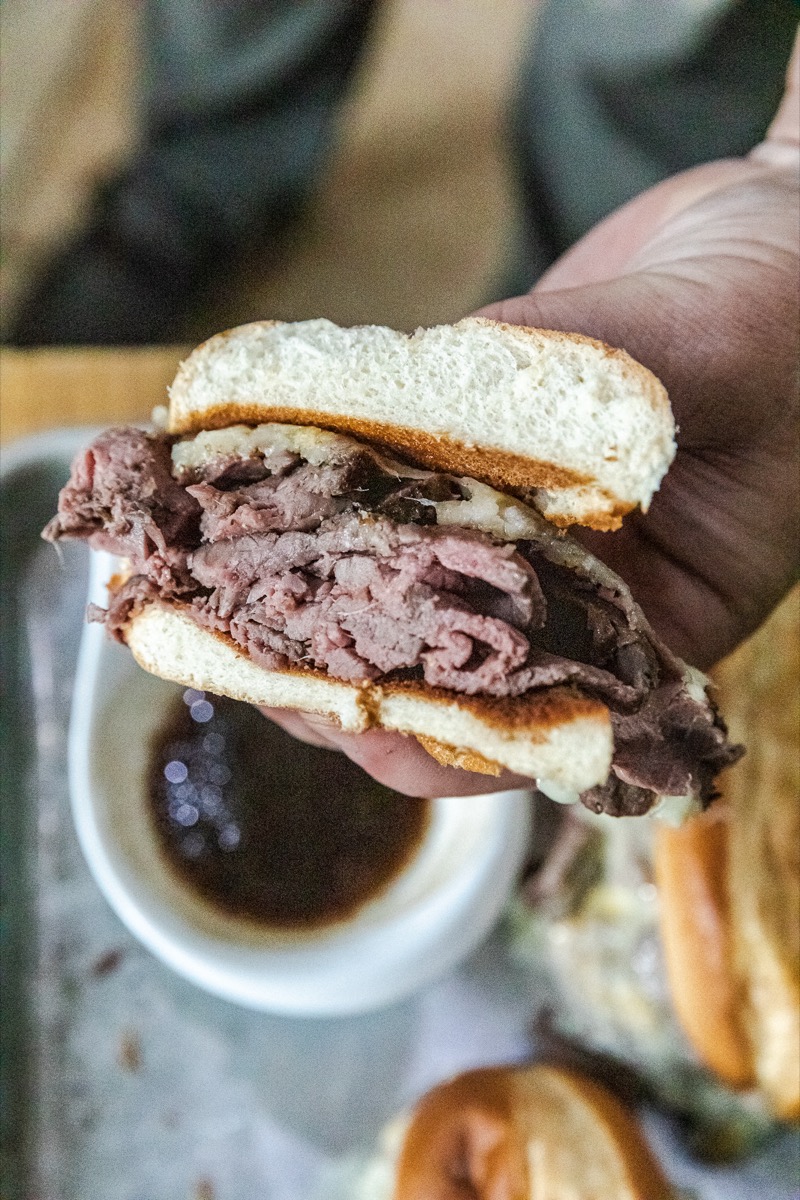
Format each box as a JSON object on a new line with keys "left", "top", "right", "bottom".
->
{"left": 44, "top": 428, "right": 743, "bottom": 814}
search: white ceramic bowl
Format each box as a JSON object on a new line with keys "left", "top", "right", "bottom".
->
{"left": 68, "top": 551, "right": 532, "bottom": 1016}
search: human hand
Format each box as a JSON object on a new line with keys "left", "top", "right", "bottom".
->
{"left": 484, "top": 35, "right": 799, "bottom": 675}
{"left": 262, "top": 39, "right": 799, "bottom": 797}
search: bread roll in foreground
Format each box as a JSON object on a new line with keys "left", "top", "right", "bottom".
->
{"left": 655, "top": 806, "right": 753, "bottom": 1091}
{"left": 361, "top": 1064, "right": 673, "bottom": 1200}
{"left": 43, "top": 318, "right": 741, "bottom": 814}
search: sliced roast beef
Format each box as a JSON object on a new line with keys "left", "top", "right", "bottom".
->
{"left": 96, "top": 573, "right": 162, "bottom": 633}
{"left": 186, "top": 456, "right": 376, "bottom": 541}
{"left": 44, "top": 428, "right": 743, "bottom": 815}
{"left": 580, "top": 778, "right": 656, "bottom": 818}
{"left": 43, "top": 428, "right": 201, "bottom": 590}
{"left": 610, "top": 682, "right": 736, "bottom": 800}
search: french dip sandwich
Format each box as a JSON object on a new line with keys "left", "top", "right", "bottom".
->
{"left": 655, "top": 588, "right": 799, "bottom": 1125}
{"left": 44, "top": 318, "right": 741, "bottom": 815}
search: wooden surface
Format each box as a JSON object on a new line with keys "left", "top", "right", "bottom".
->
{"left": 0, "top": 347, "right": 189, "bottom": 444}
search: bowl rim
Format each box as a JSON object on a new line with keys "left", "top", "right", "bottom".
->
{"left": 68, "top": 551, "right": 532, "bottom": 1016}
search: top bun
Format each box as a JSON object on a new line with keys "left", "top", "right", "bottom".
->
{"left": 168, "top": 318, "right": 675, "bottom": 530}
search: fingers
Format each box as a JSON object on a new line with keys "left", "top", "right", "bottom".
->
{"left": 257, "top": 707, "right": 532, "bottom": 798}
{"left": 258, "top": 707, "right": 343, "bottom": 749}
{"left": 316, "top": 727, "right": 532, "bottom": 797}
{"left": 753, "top": 29, "right": 800, "bottom": 167}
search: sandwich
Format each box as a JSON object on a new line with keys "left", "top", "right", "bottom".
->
{"left": 507, "top": 589, "right": 799, "bottom": 1156}
{"left": 43, "top": 317, "right": 741, "bottom": 815}
{"left": 354, "top": 1063, "right": 674, "bottom": 1200}
{"left": 655, "top": 586, "right": 799, "bottom": 1124}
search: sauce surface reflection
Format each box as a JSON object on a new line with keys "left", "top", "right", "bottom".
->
{"left": 147, "top": 691, "right": 431, "bottom": 930}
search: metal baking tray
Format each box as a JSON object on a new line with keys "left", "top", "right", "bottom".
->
{"left": 1, "top": 430, "right": 796, "bottom": 1200}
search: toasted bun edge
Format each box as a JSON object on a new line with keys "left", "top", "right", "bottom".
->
{"left": 123, "top": 602, "right": 614, "bottom": 790}
{"left": 168, "top": 401, "right": 630, "bottom": 531}
{"left": 653, "top": 806, "right": 755, "bottom": 1090}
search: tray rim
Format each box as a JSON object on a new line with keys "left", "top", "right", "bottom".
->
{"left": 1, "top": 426, "right": 103, "bottom": 479}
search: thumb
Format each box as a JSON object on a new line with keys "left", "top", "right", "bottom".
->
{"left": 480, "top": 277, "right": 664, "bottom": 373}
{"left": 752, "top": 28, "right": 800, "bottom": 168}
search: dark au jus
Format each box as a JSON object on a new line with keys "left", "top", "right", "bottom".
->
{"left": 147, "top": 690, "right": 431, "bottom": 930}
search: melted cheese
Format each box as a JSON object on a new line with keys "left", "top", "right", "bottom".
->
{"left": 171, "top": 422, "right": 555, "bottom": 543}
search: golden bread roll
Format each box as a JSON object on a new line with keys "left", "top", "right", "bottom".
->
{"left": 393, "top": 1064, "right": 673, "bottom": 1200}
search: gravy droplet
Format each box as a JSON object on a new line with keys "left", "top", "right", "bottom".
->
{"left": 147, "top": 693, "right": 431, "bottom": 930}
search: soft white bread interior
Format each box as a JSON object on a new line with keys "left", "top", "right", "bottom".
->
{"left": 167, "top": 318, "right": 675, "bottom": 530}
{"left": 124, "top": 603, "right": 614, "bottom": 792}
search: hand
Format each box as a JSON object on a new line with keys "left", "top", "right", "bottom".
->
{"left": 486, "top": 36, "right": 799, "bottom": 674}
{"left": 262, "top": 40, "right": 799, "bottom": 797}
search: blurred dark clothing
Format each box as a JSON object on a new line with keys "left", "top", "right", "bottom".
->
{"left": 513, "top": 0, "right": 798, "bottom": 280}
{"left": 7, "top": 0, "right": 797, "bottom": 345}
{"left": 9, "top": 0, "right": 378, "bottom": 344}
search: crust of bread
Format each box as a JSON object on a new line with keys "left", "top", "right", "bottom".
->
{"left": 123, "top": 601, "right": 613, "bottom": 791}
{"left": 654, "top": 590, "right": 800, "bottom": 1119}
{"left": 166, "top": 318, "right": 674, "bottom": 531}
{"left": 712, "top": 589, "right": 800, "bottom": 1121}
{"left": 168, "top": 401, "right": 634, "bottom": 532}
{"left": 169, "top": 399, "right": 591, "bottom": 491}
{"left": 415, "top": 735, "right": 503, "bottom": 776}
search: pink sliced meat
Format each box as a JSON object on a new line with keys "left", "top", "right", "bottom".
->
{"left": 44, "top": 427, "right": 743, "bottom": 815}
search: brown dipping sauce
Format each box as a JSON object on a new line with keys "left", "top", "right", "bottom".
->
{"left": 146, "top": 690, "right": 431, "bottom": 931}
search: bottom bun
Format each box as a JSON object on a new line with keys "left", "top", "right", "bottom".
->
{"left": 393, "top": 1064, "right": 673, "bottom": 1200}
{"left": 414, "top": 735, "right": 503, "bottom": 776}
{"left": 123, "top": 602, "right": 613, "bottom": 791}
